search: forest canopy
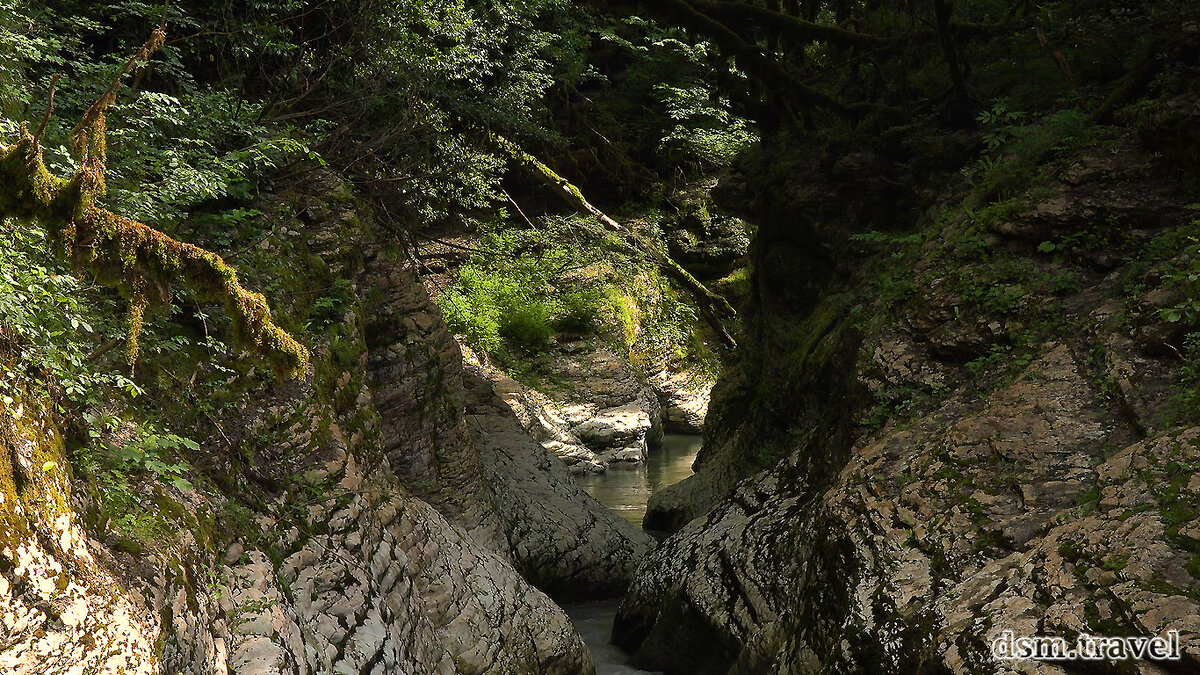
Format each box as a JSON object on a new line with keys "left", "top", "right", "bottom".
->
{"left": 0, "top": 0, "right": 1193, "bottom": 398}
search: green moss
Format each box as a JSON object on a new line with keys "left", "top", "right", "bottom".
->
{"left": 1, "top": 101, "right": 308, "bottom": 377}
{"left": 605, "top": 288, "right": 640, "bottom": 350}
{"left": 1101, "top": 553, "right": 1130, "bottom": 572}
{"left": 714, "top": 265, "right": 752, "bottom": 299}
{"left": 0, "top": 393, "right": 76, "bottom": 554}
{"left": 0, "top": 429, "right": 25, "bottom": 553}
{"left": 779, "top": 294, "right": 857, "bottom": 390}
{"left": 1058, "top": 538, "right": 1081, "bottom": 562}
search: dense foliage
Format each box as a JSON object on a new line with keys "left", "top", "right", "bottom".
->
{"left": 1, "top": 0, "right": 1197, "bottom": 545}
{"left": 439, "top": 216, "right": 719, "bottom": 376}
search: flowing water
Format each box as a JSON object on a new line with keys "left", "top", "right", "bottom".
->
{"left": 565, "top": 433, "right": 703, "bottom": 675}
{"left": 565, "top": 600, "right": 660, "bottom": 675}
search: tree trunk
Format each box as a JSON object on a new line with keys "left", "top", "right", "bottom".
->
{"left": 933, "top": 0, "right": 972, "bottom": 126}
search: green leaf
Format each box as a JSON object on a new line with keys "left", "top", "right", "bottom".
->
{"left": 169, "top": 477, "right": 195, "bottom": 492}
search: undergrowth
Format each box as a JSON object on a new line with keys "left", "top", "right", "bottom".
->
{"left": 437, "top": 213, "right": 722, "bottom": 378}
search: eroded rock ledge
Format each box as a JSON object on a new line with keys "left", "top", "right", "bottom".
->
{"left": 1, "top": 175, "right": 652, "bottom": 674}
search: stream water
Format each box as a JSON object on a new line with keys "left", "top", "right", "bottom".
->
{"left": 564, "top": 433, "right": 703, "bottom": 675}
{"left": 571, "top": 433, "right": 703, "bottom": 531}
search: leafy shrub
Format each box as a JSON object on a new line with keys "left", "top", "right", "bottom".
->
{"left": 101, "top": 421, "right": 198, "bottom": 492}
{"left": 500, "top": 304, "right": 555, "bottom": 353}
{"left": 435, "top": 216, "right": 719, "bottom": 372}
{"left": 554, "top": 288, "right": 606, "bottom": 333}
{"left": 968, "top": 108, "right": 1094, "bottom": 205}
{"left": 657, "top": 84, "right": 758, "bottom": 169}
{"left": 1159, "top": 213, "right": 1200, "bottom": 326}
{"left": 307, "top": 279, "right": 357, "bottom": 331}
{"left": 0, "top": 224, "right": 138, "bottom": 408}
{"left": 439, "top": 245, "right": 608, "bottom": 359}
{"left": 440, "top": 289, "right": 503, "bottom": 354}
{"left": 1169, "top": 332, "right": 1200, "bottom": 423}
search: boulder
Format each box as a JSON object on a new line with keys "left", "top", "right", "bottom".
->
{"left": 539, "top": 345, "right": 665, "bottom": 465}
{"left": 572, "top": 402, "right": 653, "bottom": 463}
{"left": 649, "top": 368, "right": 712, "bottom": 434}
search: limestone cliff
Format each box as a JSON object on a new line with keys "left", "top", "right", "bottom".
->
{"left": 619, "top": 100, "right": 1200, "bottom": 673}
{"left": 0, "top": 174, "right": 652, "bottom": 674}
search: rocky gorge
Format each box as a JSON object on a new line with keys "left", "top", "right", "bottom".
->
{"left": 0, "top": 179, "right": 658, "bottom": 674}
{"left": 3, "top": 2, "right": 1200, "bottom": 674}
{"left": 613, "top": 96, "right": 1200, "bottom": 673}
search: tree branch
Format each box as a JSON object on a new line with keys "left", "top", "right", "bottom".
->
{"left": 0, "top": 28, "right": 307, "bottom": 378}
{"left": 687, "top": 0, "right": 886, "bottom": 49}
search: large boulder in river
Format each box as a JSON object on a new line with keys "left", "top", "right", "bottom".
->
{"left": 571, "top": 402, "right": 653, "bottom": 464}
{"left": 542, "top": 344, "right": 665, "bottom": 462}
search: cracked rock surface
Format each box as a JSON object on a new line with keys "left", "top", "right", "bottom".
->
{"left": 1, "top": 176, "right": 649, "bottom": 674}
{"left": 616, "top": 129, "right": 1200, "bottom": 674}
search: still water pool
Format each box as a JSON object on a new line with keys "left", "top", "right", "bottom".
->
{"left": 571, "top": 434, "right": 702, "bottom": 530}
{"left": 564, "top": 434, "right": 702, "bottom": 675}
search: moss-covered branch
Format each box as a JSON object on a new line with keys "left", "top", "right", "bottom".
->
{"left": 495, "top": 135, "right": 623, "bottom": 232}
{"left": 496, "top": 135, "right": 738, "bottom": 348}
{"left": 0, "top": 28, "right": 307, "bottom": 377}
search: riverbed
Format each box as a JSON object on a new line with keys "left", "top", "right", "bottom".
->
{"left": 565, "top": 433, "right": 702, "bottom": 674}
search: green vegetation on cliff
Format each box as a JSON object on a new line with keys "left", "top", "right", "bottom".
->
{"left": 1, "top": 3, "right": 1199, "bottom": 670}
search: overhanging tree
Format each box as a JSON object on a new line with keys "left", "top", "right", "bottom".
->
{"left": 0, "top": 28, "right": 307, "bottom": 377}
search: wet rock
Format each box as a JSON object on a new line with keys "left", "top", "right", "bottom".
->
{"left": 649, "top": 368, "right": 712, "bottom": 434}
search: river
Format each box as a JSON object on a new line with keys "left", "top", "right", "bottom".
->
{"left": 564, "top": 433, "right": 702, "bottom": 675}
{"left": 571, "top": 433, "right": 703, "bottom": 532}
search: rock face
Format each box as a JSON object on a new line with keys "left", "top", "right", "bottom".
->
{"left": 649, "top": 368, "right": 711, "bottom": 434}
{"left": 0, "top": 398, "right": 161, "bottom": 675}
{"left": 471, "top": 357, "right": 607, "bottom": 474}
{"left": 463, "top": 366, "right": 655, "bottom": 599}
{"left": 547, "top": 345, "right": 665, "bottom": 462}
{"left": 663, "top": 192, "right": 752, "bottom": 279}
{"left": 1, "top": 175, "right": 650, "bottom": 674}
{"left": 619, "top": 127, "right": 1200, "bottom": 672}
{"left": 471, "top": 343, "right": 669, "bottom": 469}
{"left": 166, "top": 443, "right": 594, "bottom": 675}
{"left": 617, "top": 344, "right": 1200, "bottom": 674}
